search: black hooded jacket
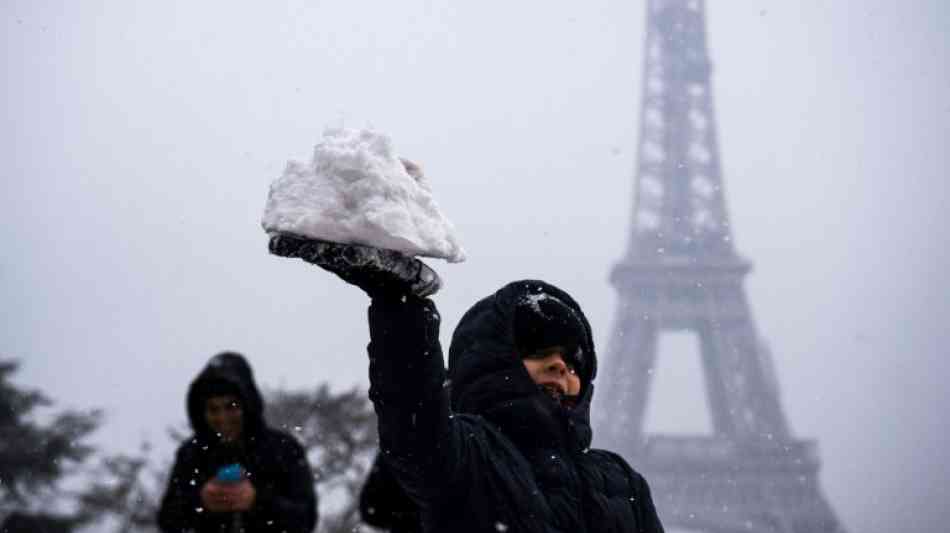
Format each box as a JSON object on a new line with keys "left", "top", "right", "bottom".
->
{"left": 359, "top": 452, "right": 421, "bottom": 533}
{"left": 366, "top": 280, "right": 664, "bottom": 533}
{"left": 157, "top": 352, "right": 317, "bottom": 533}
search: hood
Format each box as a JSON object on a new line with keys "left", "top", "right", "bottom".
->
{"left": 186, "top": 351, "right": 266, "bottom": 439}
{"left": 447, "top": 280, "right": 598, "bottom": 452}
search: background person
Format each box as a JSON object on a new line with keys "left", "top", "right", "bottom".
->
{"left": 157, "top": 352, "right": 317, "bottom": 533}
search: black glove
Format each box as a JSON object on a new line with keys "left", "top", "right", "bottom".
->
{"left": 269, "top": 233, "right": 442, "bottom": 298}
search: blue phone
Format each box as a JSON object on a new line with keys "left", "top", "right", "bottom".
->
{"left": 215, "top": 463, "right": 243, "bottom": 484}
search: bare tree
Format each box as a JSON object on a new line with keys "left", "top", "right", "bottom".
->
{"left": 73, "top": 443, "right": 164, "bottom": 533}
{"left": 266, "top": 384, "right": 379, "bottom": 533}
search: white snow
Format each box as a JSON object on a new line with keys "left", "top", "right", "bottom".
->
{"left": 261, "top": 128, "right": 466, "bottom": 262}
{"left": 521, "top": 292, "right": 554, "bottom": 315}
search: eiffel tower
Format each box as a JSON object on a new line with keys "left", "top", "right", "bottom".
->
{"left": 595, "top": 1, "right": 846, "bottom": 532}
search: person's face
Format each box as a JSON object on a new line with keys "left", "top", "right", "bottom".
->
{"left": 521, "top": 348, "right": 581, "bottom": 402}
{"left": 204, "top": 395, "right": 243, "bottom": 442}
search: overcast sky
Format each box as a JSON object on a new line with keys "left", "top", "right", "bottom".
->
{"left": 3, "top": 1, "right": 949, "bottom": 532}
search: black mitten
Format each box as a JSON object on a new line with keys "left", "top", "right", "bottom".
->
{"left": 269, "top": 233, "right": 442, "bottom": 298}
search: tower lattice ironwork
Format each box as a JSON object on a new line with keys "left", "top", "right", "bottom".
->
{"left": 595, "top": 1, "right": 846, "bottom": 532}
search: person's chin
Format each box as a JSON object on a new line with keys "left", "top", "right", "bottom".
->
{"left": 538, "top": 384, "right": 565, "bottom": 403}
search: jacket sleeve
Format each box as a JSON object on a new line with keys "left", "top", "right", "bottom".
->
{"left": 632, "top": 471, "right": 664, "bottom": 533}
{"left": 251, "top": 437, "right": 318, "bottom": 533}
{"left": 366, "top": 295, "right": 455, "bottom": 504}
{"left": 157, "top": 444, "right": 203, "bottom": 533}
{"left": 612, "top": 455, "right": 663, "bottom": 533}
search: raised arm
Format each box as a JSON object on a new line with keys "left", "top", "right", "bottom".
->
{"left": 268, "top": 234, "right": 464, "bottom": 506}
{"left": 367, "top": 295, "right": 448, "bottom": 453}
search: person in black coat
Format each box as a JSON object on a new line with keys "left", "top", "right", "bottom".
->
{"left": 157, "top": 352, "right": 317, "bottom": 533}
{"left": 276, "top": 235, "right": 664, "bottom": 533}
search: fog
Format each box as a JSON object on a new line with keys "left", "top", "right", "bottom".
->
{"left": 3, "top": 1, "right": 949, "bottom": 532}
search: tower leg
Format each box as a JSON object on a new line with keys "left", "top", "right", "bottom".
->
{"left": 595, "top": 305, "right": 658, "bottom": 452}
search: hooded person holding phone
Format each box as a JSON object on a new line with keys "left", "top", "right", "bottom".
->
{"left": 157, "top": 352, "right": 317, "bottom": 533}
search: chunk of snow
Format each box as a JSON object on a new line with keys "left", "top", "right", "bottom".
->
{"left": 262, "top": 128, "right": 466, "bottom": 262}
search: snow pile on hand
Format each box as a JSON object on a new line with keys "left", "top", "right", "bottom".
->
{"left": 261, "top": 128, "right": 466, "bottom": 262}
